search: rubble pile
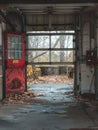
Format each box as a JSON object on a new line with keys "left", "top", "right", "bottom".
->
{"left": 2, "top": 91, "right": 36, "bottom": 104}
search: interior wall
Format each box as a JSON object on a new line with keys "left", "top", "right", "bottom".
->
{"left": 0, "top": 7, "right": 97, "bottom": 97}
{"left": 78, "top": 12, "right": 96, "bottom": 94}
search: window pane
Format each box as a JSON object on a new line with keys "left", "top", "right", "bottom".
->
{"left": 19, "top": 52, "right": 22, "bottom": 59}
{"left": 8, "top": 50, "right": 15, "bottom": 59}
{"left": 8, "top": 34, "right": 22, "bottom": 59}
{"left": 27, "top": 51, "right": 49, "bottom": 63}
{"left": 51, "top": 51, "right": 74, "bottom": 62}
{"left": 51, "top": 35, "right": 73, "bottom": 48}
{"left": 28, "top": 36, "right": 49, "bottom": 48}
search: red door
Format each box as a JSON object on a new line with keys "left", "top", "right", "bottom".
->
{"left": 4, "top": 32, "right": 26, "bottom": 96}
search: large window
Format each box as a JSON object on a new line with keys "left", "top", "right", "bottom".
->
{"left": 27, "top": 31, "right": 75, "bottom": 65}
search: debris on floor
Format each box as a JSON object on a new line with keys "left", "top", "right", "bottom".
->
{"left": 2, "top": 91, "right": 36, "bottom": 104}
{"left": 75, "top": 93, "right": 98, "bottom": 112}
{"left": 1, "top": 83, "right": 98, "bottom": 130}
{"left": 27, "top": 75, "right": 73, "bottom": 85}
{"left": 76, "top": 93, "right": 96, "bottom": 103}
{"left": 81, "top": 93, "right": 95, "bottom": 100}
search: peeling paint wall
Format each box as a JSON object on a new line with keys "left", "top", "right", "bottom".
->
{"left": 79, "top": 12, "right": 96, "bottom": 94}
{"left": 80, "top": 64, "right": 94, "bottom": 94}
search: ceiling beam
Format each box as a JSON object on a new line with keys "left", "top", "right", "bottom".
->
{"left": 0, "top": 0, "right": 98, "bottom": 4}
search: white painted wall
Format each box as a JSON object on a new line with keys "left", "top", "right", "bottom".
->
{"left": 79, "top": 13, "right": 95, "bottom": 94}
{"left": 80, "top": 64, "right": 95, "bottom": 94}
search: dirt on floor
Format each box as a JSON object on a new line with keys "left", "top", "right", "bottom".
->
{"left": 2, "top": 75, "right": 97, "bottom": 106}
{"left": 2, "top": 91, "right": 36, "bottom": 104}
{"left": 27, "top": 75, "right": 74, "bottom": 85}
{"left": 1, "top": 83, "right": 98, "bottom": 130}
{"left": 2, "top": 75, "right": 73, "bottom": 105}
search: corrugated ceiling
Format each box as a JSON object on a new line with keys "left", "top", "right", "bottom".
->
{"left": 1, "top": 3, "right": 98, "bottom": 31}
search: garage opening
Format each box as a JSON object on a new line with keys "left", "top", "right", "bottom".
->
{"left": 26, "top": 30, "right": 75, "bottom": 102}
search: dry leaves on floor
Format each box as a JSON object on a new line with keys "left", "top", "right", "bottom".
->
{"left": 3, "top": 75, "right": 73, "bottom": 105}
{"left": 2, "top": 91, "right": 36, "bottom": 104}
{"left": 27, "top": 75, "right": 73, "bottom": 85}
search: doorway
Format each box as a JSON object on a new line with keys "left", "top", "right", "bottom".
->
{"left": 26, "top": 30, "right": 75, "bottom": 103}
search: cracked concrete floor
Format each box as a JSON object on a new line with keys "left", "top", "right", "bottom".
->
{"left": 0, "top": 83, "right": 98, "bottom": 130}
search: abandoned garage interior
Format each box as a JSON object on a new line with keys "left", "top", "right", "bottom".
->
{"left": 0, "top": 0, "right": 98, "bottom": 130}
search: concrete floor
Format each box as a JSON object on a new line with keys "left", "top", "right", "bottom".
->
{"left": 0, "top": 83, "right": 98, "bottom": 130}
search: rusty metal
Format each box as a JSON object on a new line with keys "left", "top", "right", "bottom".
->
{"left": 5, "top": 68, "right": 25, "bottom": 95}
{"left": 4, "top": 32, "right": 26, "bottom": 96}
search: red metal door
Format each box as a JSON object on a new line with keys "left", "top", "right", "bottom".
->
{"left": 4, "top": 32, "right": 26, "bottom": 96}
